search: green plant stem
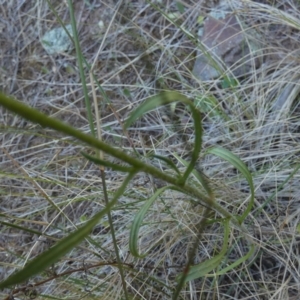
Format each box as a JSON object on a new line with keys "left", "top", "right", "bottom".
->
{"left": 100, "top": 169, "right": 129, "bottom": 300}
{"left": 0, "top": 92, "right": 246, "bottom": 229}
{"left": 67, "top": 3, "right": 127, "bottom": 295}
{"left": 172, "top": 207, "right": 212, "bottom": 300}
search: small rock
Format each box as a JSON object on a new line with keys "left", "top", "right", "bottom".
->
{"left": 42, "top": 24, "right": 74, "bottom": 55}
{"left": 193, "top": 2, "right": 262, "bottom": 81}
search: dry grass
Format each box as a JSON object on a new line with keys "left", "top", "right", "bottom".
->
{"left": 1, "top": 0, "right": 300, "bottom": 299}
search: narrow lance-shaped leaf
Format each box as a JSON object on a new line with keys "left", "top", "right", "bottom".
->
{"left": 0, "top": 171, "right": 136, "bottom": 289}
{"left": 130, "top": 186, "right": 170, "bottom": 258}
{"left": 124, "top": 91, "right": 202, "bottom": 185}
{"left": 177, "top": 218, "right": 230, "bottom": 283}
{"left": 129, "top": 185, "right": 193, "bottom": 258}
{"left": 206, "top": 147, "right": 254, "bottom": 224}
{"left": 205, "top": 244, "right": 256, "bottom": 277}
{"left": 173, "top": 153, "right": 213, "bottom": 198}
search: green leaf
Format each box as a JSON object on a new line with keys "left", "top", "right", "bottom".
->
{"left": 0, "top": 171, "right": 136, "bottom": 289}
{"left": 176, "top": 1, "right": 185, "bottom": 13}
{"left": 206, "top": 244, "right": 255, "bottom": 277}
{"left": 123, "top": 88, "right": 131, "bottom": 97}
{"left": 206, "top": 147, "right": 254, "bottom": 223}
{"left": 80, "top": 215, "right": 88, "bottom": 222}
{"left": 195, "top": 95, "right": 229, "bottom": 121}
{"left": 124, "top": 91, "right": 202, "bottom": 185}
{"left": 177, "top": 218, "right": 230, "bottom": 283}
{"left": 173, "top": 153, "right": 213, "bottom": 198}
{"left": 129, "top": 185, "right": 189, "bottom": 258}
{"left": 129, "top": 186, "right": 170, "bottom": 258}
{"left": 221, "top": 76, "right": 239, "bottom": 89}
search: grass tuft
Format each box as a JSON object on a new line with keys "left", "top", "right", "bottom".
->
{"left": 1, "top": 1, "right": 300, "bottom": 299}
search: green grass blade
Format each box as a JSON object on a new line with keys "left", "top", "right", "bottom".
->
{"left": 177, "top": 218, "right": 230, "bottom": 283}
{"left": 129, "top": 186, "right": 170, "bottom": 258}
{"left": 124, "top": 91, "right": 202, "bottom": 185}
{"left": 206, "top": 244, "right": 256, "bottom": 277}
{"left": 46, "top": 0, "right": 95, "bottom": 135}
{"left": 173, "top": 153, "right": 213, "bottom": 197}
{"left": 0, "top": 219, "right": 46, "bottom": 237}
{"left": 206, "top": 147, "right": 254, "bottom": 223}
{"left": 46, "top": 0, "right": 114, "bottom": 113}
{"left": 67, "top": 0, "right": 95, "bottom": 136}
{"left": 0, "top": 171, "right": 136, "bottom": 289}
{"left": 124, "top": 91, "right": 184, "bottom": 130}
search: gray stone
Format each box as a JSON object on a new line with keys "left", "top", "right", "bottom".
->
{"left": 42, "top": 24, "right": 74, "bottom": 55}
{"left": 193, "top": 2, "right": 262, "bottom": 81}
